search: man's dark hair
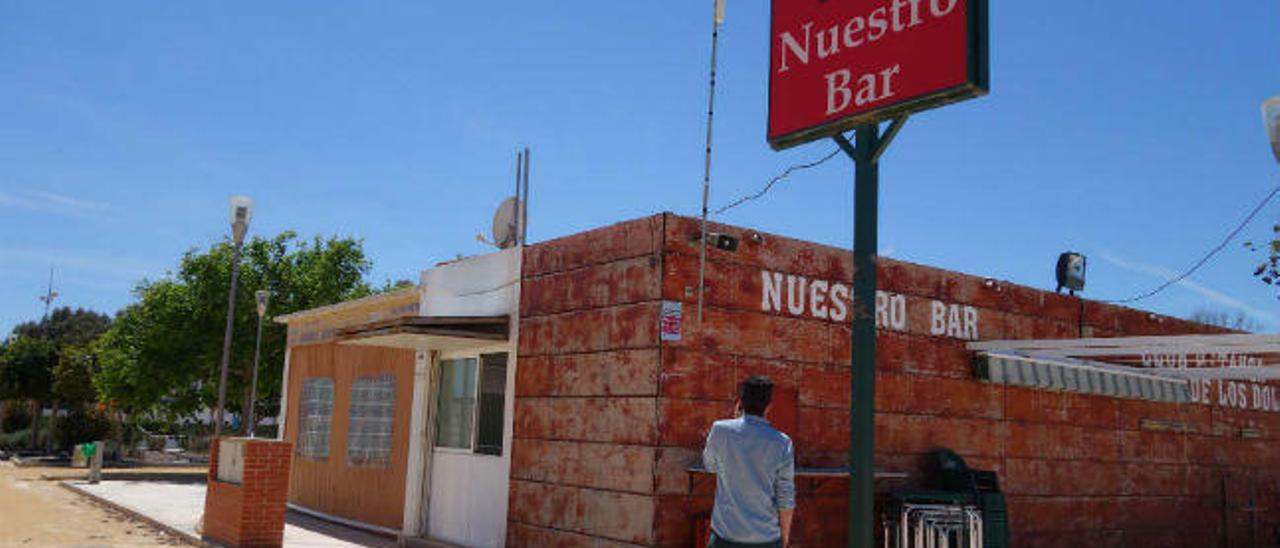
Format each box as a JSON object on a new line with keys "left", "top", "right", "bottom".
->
{"left": 739, "top": 375, "right": 774, "bottom": 416}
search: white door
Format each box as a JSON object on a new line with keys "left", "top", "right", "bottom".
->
{"left": 425, "top": 346, "right": 515, "bottom": 547}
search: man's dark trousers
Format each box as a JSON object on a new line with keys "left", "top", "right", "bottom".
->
{"left": 708, "top": 531, "right": 783, "bottom": 548}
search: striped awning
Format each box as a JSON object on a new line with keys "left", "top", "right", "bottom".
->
{"left": 970, "top": 333, "right": 1280, "bottom": 403}
{"left": 975, "top": 352, "right": 1191, "bottom": 404}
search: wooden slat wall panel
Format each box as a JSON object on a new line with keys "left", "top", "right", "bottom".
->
{"left": 283, "top": 342, "right": 416, "bottom": 530}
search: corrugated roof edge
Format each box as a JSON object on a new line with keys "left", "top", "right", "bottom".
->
{"left": 273, "top": 286, "right": 422, "bottom": 324}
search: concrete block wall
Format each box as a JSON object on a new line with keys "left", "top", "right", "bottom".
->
{"left": 204, "top": 438, "right": 294, "bottom": 547}
{"left": 510, "top": 213, "right": 1279, "bottom": 547}
{"left": 510, "top": 216, "right": 666, "bottom": 546}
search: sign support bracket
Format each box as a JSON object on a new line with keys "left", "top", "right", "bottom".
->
{"left": 872, "top": 115, "right": 909, "bottom": 163}
{"left": 832, "top": 114, "right": 905, "bottom": 548}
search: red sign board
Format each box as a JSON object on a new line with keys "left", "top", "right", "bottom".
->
{"left": 768, "top": 0, "right": 988, "bottom": 149}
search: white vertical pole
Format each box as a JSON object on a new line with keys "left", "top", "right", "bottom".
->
{"left": 276, "top": 347, "right": 292, "bottom": 441}
{"left": 401, "top": 349, "right": 434, "bottom": 537}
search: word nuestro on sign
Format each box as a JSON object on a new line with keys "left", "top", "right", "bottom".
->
{"left": 768, "top": 0, "right": 989, "bottom": 149}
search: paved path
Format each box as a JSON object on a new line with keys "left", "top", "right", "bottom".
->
{"left": 67, "top": 479, "right": 398, "bottom": 547}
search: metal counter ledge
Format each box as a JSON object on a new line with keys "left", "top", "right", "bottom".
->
{"left": 685, "top": 464, "right": 908, "bottom": 494}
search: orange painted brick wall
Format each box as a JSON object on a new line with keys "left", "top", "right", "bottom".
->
{"left": 510, "top": 214, "right": 1279, "bottom": 548}
{"left": 204, "top": 438, "right": 293, "bottom": 547}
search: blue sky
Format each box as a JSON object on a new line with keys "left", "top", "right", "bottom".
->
{"left": 2, "top": 1, "right": 1278, "bottom": 335}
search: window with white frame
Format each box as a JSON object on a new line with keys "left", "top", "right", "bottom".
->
{"left": 347, "top": 374, "right": 396, "bottom": 467}
{"left": 297, "top": 377, "right": 334, "bottom": 459}
{"left": 474, "top": 353, "right": 508, "bottom": 455}
{"left": 434, "top": 352, "right": 508, "bottom": 455}
{"left": 435, "top": 357, "right": 477, "bottom": 449}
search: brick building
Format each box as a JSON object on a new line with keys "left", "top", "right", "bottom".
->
{"left": 276, "top": 213, "right": 1279, "bottom": 547}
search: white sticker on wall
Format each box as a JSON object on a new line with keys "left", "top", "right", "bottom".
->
{"left": 660, "top": 301, "right": 684, "bottom": 342}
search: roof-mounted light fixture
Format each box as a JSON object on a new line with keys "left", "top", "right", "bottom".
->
{"left": 1055, "top": 252, "right": 1086, "bottom": 295}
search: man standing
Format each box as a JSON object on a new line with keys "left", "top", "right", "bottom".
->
{"left": 703, "top": 376, "right": 796, "bottom": 547}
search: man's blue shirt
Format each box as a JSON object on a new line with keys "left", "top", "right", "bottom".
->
{"left": 703, "top": 414, "right": 796, "bottom": 544}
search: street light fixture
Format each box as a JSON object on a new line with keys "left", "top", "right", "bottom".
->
{"left": 1263, "top": 96, "right": 1280, "bottom": 164}
{"left": 246, "top": 289, "right": 271, "bottom": 438}
{"left": 213, "top": 195, "right": 253, "bottom": 439}
{"left": 229, "top": 195, "right": 253, "bottom": 242}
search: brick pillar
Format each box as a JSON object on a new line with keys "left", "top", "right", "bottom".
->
{"left": 203, "top": 437, "right": 293, "bottom": 547}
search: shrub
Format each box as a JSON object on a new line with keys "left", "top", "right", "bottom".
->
{"left": 1, "top": 402, "right": 32, "bottom": 433}
{"left": 0, "top": 429, "right": 29, "bottom": 450}
{"left": 53, "top": 408, "right": 115, "bottom": 451}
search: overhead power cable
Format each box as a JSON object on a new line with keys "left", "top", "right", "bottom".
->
{"left": 713, "top": 147, "right": 841, "bottom": 215}
{"left": 1104, "top": 184, "right": 1280, "bottom": 304}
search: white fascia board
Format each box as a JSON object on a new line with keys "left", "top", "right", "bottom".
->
{"left": 968, "top": 334, "right": 1280, "bottom": 356}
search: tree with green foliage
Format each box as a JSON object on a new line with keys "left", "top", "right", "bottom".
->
{"left": 53, "top": 346, "right": 99, "bottom": 406}
{"left": 12, "top": 307, "right": 111, "bottom": 347}
{"left": 94, "top": 231, "right": 378, "bottom": 433}
{"left": 1245, "top": 225, "right": 1280, "bottom": 295}
{"left": 0, "top": 336, "right": 56, "bottom": 405}
{"left": 3, "top": 307, "right": 112, "bottom": 449}
{"left": 4, "top": 307, "right": 111, "bottom": 405}
{"left": 0, "top": 336, "right": 57, "bottom": 446}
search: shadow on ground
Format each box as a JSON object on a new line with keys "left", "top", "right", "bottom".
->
{"left": 40, "top": 469, "right": 207, "bottom": 484}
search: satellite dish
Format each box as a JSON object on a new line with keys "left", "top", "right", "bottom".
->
{"left": 1264, "top": 96, "right": 1280, "bottom": 164}
{"left": 491, "top": 197, "right": 522, "bottom": 249}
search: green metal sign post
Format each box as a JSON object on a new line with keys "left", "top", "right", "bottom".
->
{"left": 834, "top": 116, "right": 906, "bottom": 547}
{"left": 766, "top": 0, "right": 985, "bottom": 540}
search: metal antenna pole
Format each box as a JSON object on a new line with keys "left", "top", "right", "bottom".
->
{"left": 522, "top": 147, "right": 531, "bottom": 245}
{"left": 697, "top": 0, "right": 722, "bottom": 322}
{"left": 39, "top": 267, "right": 58, "bottom": 323}
{"left": 514, "top": 149, "right": 524, "bottom": 244}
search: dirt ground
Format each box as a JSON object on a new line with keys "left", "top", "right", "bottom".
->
{"left": 0, "top": 461, "right": 203, "bottom": 546}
